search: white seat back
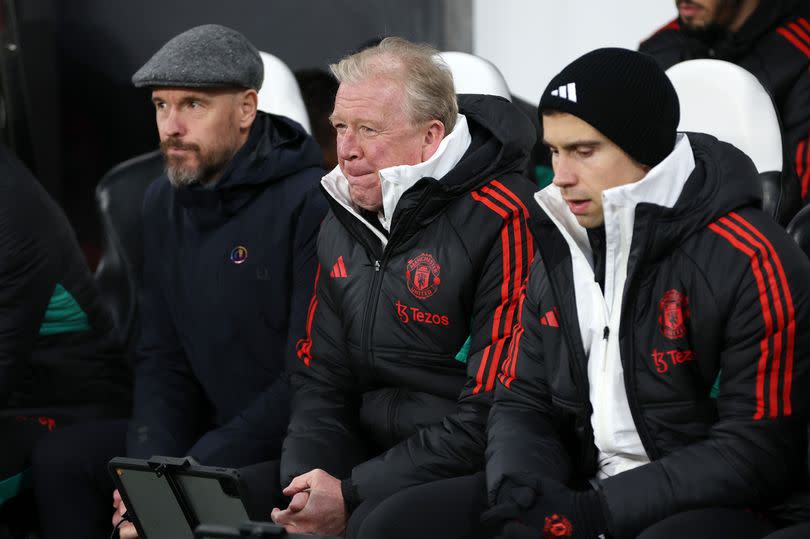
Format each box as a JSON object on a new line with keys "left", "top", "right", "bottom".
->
{"left": 666, "top": 59, "right": 782, "bottom": 173}
{"left": 439, "top": 51, "right": 511, "bottom": 100}
{"left": 257, "top": 51, "right": 311, "bottom": 134}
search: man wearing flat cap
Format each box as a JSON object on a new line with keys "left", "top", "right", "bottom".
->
{"left": 31, "top": 24, "right": 327, "bottom": 539}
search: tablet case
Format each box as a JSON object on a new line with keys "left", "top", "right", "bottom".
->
{"left": 109, "top": 456, "right": 252, "bottom": 539}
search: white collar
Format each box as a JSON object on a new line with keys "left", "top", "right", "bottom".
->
{"left": 377, "top": 114, "right": 472, "bottom": 229}
{"left": 321, "top": 113, "right": 472, "bottom": 239}
{"left": 601, "top": 132, "right": 695, "bottom": 213}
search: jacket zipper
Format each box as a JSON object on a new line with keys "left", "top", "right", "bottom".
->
{"left": 358, "top": 187, "right": 433, "bottom": 367}
{"left": 359, "top": 259, "right": 384, "bottom": 367}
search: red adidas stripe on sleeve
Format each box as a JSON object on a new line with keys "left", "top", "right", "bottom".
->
{"left": 709, "top": 214, "right": 795, "bottom": 419}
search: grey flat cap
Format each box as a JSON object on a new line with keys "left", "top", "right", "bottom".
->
{"left": 132, "top": 24, "right": 263, "bottom": 90}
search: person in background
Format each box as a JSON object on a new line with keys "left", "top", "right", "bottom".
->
{"left": 640, "top": 0, "right": 810, "bottom": 203}
{"left": 0, "top": 141, "right": 129, "bottom": 536}
{"left": 295, "top": 68, "right": 339, "bottom": 170}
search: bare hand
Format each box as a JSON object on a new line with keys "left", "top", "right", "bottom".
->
{"left": 112, "top": 489, "right": 138, "bottom": 538}
{"left": 270, "top": 469, "right": 346, "bottom": 536}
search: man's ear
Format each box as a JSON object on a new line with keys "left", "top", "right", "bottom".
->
{"left": 421, "top": 119, "right": 446, "bottom": 161}
{"left": 237, "top": 89, "right": 258, "bottom": 129}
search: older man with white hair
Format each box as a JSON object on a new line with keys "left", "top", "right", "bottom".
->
{"left": 265, "top": 37, "right": 538, "bottom": 537}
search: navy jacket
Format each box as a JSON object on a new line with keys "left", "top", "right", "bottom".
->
{"left": 127, "top": 112, "right": 327, "bottom": 466}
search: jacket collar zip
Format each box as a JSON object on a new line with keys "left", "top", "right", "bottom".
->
{"left": 320, "top": 114, "right": 472, "bottom": 249}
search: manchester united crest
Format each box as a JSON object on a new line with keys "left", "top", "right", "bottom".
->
{"left": 543, "top": 514, "right": 573, "bottom": 538}
{"left": 658, "top": 289, "right": 690, "bottom": 340}
{"left": 406, "top": 253, "right": 441, "bottom": 299}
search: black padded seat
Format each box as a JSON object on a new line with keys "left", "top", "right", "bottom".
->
{"left": 94, "top": 150, "right": 163, "bottom": 357}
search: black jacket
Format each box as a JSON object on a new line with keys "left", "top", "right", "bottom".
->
{"left": 486, "top": 133, "right": 810, "bottom": 538}
{"left": 0, "top": 143, "right": 128, "bottom": 410}
{"left": 127, "top": 113, "right": 327, "bottom": 466}
{"left": 640, "top": 0, "right": 810, "bottom": 203}
{"left": 281, "top": 95, "right": 538, "bottom": 509}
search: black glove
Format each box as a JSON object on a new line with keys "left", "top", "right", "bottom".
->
{"left": 483, "top": 477, "right": 610, "bottom": 539}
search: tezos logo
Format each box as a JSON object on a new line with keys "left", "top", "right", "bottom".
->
{"left": 406, "top": 252, "right": 441, "bottom": 299}
{"left": 395, "top": 300, "right": 449, "bottom": 326}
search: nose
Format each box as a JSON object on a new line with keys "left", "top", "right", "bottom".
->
{"left": 336, "top": 128, "right": 360, "bottom": 162}
{"left": 159, "top": 107, "right": 186, "bottom": 139}
{"left": 551, "top": 154, "right": 576, "bottom": 188}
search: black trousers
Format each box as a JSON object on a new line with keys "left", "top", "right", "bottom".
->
{"left": 349, "top": 473, "right": 489, "bottom": 539}
{"left": 350, "top": 473, "right": 786, "bottom": 539}
{"left": 31, "top": 419, "right": 127, "bottom": 539}
{"left": 0, "top": 405, "right": 123, "bottom": 539}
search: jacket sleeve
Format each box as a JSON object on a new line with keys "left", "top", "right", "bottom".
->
{"left": 280, "top": 232, "right": 367, "bottom": 487}
{"left": 485, "top": 258, "right": 572, "bottom": 505}
{"left": 126, "top": 188, "right": 210, "bottom": 458}
{"left": 189, "top": 184, "right": 327, "bottom": 465}
{"left": 346, "top": 199, "right": 534, "bottom": 506}
{"left": 599, "top": 225, "right": 810, "bottom": 538}
{"left": 781, "top": 65, "right": 810, "bottom": 202}
{"left": 0, "top": 197, "right": 56, "bottom": 405}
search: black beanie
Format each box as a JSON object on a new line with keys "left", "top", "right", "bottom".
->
{"left": 538, "top": 48, "right": 680, "bottom": 168}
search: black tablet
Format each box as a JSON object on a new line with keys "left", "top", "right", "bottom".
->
{"left": 172, "top": 463, "right": 251, "bottom": 527}
{"left": 109, "top": 456, "right": 253, "bottom": 539}
{"left": 109, "top": 457, "right": 196, "bottom": 539}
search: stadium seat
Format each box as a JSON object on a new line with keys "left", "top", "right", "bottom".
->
{"left": 258, "top": 51, "right": 311, "bottom": 133}
{"left": 787, "top": 204, "right": 810, "bottom": 261}
{"left": 438, "top": 51, "right": 511, "bottom": 101}
{"left": 94, "top": 150, "right": 163, "bottom": 356}
{"left": 666, "top": 59, "right": 801, "bottom": 226}
{"left": 439, "top": 50, "right": 554, "bottom": 186}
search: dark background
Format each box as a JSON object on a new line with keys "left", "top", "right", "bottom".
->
{"left": 2, "top": 0, "right": 473, "bottom": 258}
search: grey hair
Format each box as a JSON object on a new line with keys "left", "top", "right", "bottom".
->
{"left": 330, "top": 37, "right": 458, "bottom": 133}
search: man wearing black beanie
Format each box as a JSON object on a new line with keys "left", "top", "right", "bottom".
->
{"left": 483, "top": 47, "right": 810, "bottom": 539}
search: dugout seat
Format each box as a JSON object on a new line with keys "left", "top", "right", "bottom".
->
{"left": 438, "top": 51, "right": 511, "bottom": 101}
{"left": 258, "top": 51, "right": 311, "bottom": 133}
{"left": 666, "top": 59, "right": 801, "bottom": 226}
{"left": 94, "top": 150, "right": 163, "bottom": 357}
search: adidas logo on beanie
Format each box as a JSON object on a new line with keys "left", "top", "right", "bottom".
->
{"left": 538, "top": 48, "right": 680, "bottom": 168}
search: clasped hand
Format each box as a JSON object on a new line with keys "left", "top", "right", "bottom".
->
{"left": 271, "top": 468, "right": 347, "bottom": 536}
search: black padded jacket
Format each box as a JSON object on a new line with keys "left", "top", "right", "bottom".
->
{"left": 0, "top": 143, "right": 128, "bottom": 410}
{"left": 281, "top": 94, "right": 538, "bottom": 510}
{"left": 486, "top": 133, "right": 810, "bottom": 538}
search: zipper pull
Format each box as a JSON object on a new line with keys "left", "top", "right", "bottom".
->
{"left": 602, "top": 327, "right": 610, "bottom": 373}
{"left": 374, "top": 260, "right": 381, "bottom": 272}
